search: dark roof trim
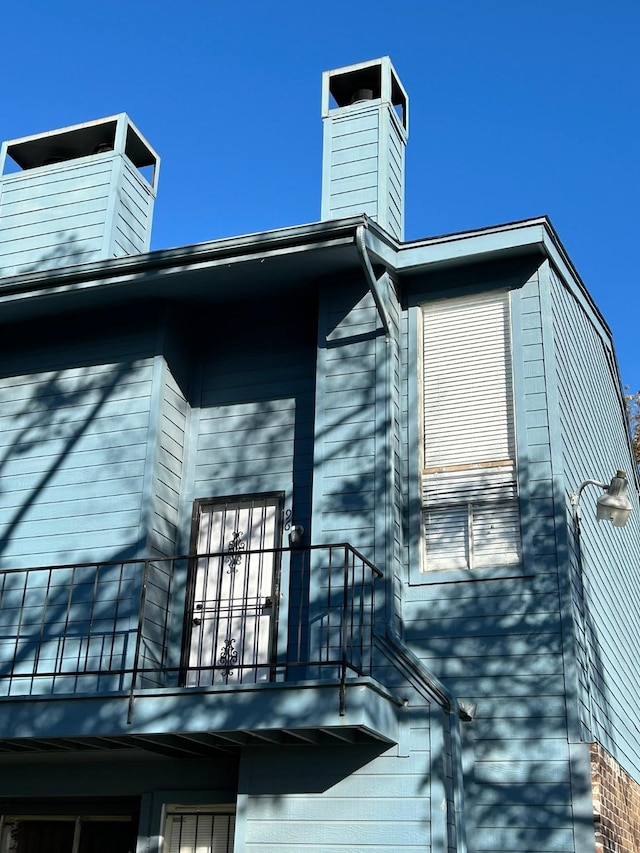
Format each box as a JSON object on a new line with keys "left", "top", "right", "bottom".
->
{"left": 0, "top": 213, "right": 611, "bottom": 344}
{"left": 364, "top": 215, "right": 612, "bottom": 340}
{"left": 0, "top": 216, "right": 368, "bottom": 301}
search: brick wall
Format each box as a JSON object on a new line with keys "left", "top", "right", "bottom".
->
{"left": 590, "top": 742, "right": 640, "bottom": 853}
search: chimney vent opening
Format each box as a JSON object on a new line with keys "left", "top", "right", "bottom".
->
{"left": 327, "top": 59, "right": 407, "bottom": 130}
{"left": 4, "top": 120, "right": 118, "bottom": 173}
{"left": 2, "top": 116, "right": 158, "bottom": 189}
{"left": 329, "top": 65, "right": 382, "bottom": 109}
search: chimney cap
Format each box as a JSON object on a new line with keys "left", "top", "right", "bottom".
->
{"left": 322, "top": 56, "right": 408, "bottom": 131}
{"left": 1, "top": 114, "right": 159, "bottom": 190}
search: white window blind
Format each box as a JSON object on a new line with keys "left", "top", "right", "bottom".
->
{"left": 165, "top": 811, "right": 235, "bottom": 853}
{"left": 421, "top": 292, "right": 521, "bottom": 570}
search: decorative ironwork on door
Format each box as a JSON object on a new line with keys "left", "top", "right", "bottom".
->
{"left": 185, "top": 495, "right": 282, "bottom": 686}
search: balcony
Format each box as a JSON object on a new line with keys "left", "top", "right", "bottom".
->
{"left": 0, "top": 545, "right": 400, "bottom": 754}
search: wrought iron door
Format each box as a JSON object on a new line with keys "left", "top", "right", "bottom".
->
{"left": 186, "top": 495, "right": 282, "bottom": 685}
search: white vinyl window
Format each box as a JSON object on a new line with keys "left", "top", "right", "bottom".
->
{"left": 421, "top": 291, "right": 521, "bottom": 571}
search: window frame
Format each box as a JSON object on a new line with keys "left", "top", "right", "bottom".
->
{"left": 162, "top": 805, "right": 236, "bottom": 853}
{"left": 0, "top": 813, "right": 135, "bottom": 853}
{"left": 408, "top": 287, "right": 529, "bottom": 584}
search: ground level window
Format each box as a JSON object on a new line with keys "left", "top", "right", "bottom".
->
{"left": 165, "top": 809, "right": 235, "bottom": 853}
{"left": 0, "top": 815, "right": 135, "bottom": 853}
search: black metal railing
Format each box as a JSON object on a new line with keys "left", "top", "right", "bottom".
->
{"left": 0, "top": 545, "right": 382, "bottom": 701}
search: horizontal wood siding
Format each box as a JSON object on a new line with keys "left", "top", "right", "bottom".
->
{"left": 0, "top": 160, "right": 113, "bottom": 276}
{"left": 385, "top": 113, "right": 404, "bottom": 239}
{"left": 518, "top": 272, "right": 562, "bottom": 576}
{"left": 389, "top": 284, "right": 404, "bottom": 628}
{"left": 240, "top": 725, "right": 434, "bottom": 853}
{"left": 405, "top": 576, "right": 574, "bottom": 851}
{"left": 195, "top": 396, "right": 300, "bottom": 498}
{"left": 192, "top": 308, "right": 315, "bottom": 537}
{"left": 151, "top": 364, "right": 189, "bottom": 557}
{"left": 0, "top": 332, "right": 155, "bottom": 568}
{"left": 113, "top": 159, "right": 154, "bottom": 257}
{"left": 314, "top": 285, "right": 380, "bottom": 558}
{"left": 326, "top": 110, "right": 380, "bottom": 221}
{"left": 550, "top": 266, "right": 640, "bottom": 779}
{"left": 403, "top": 267, "right": 577, "bottom": 852}
{"left": 322, "top": 103, "right": 405, "bottom": 238}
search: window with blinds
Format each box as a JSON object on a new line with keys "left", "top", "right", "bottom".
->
{"left": 421, "top": 291, "right": 521, "bottom": 570}
{"left": 164, "top": 809, "right": 235, "bottom": 853}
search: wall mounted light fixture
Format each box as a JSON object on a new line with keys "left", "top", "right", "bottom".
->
{"left": 289, "top": 525, "right": 305, "bottom": 546}
{"left": 570, "top": 470, "right": 633, "bottom": 528}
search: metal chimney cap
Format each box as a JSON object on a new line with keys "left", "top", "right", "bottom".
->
{"left": 350, "top": 88, "right": 375, "bottom": 104}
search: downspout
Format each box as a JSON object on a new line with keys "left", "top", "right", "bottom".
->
{"left": 357, "top": 221, "right": 396, "bottom": 630}
{"left": 377, "top": 633, "right": 472, "bottom": 853}
{"left": 357, "top": 222, "right": 471, "bottom": 852}
{"left": 356, "top": 224, "right": 392, "bottom": 339}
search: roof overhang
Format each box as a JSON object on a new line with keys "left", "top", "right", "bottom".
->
{"left": 0, "top": 213, "right": 611, "bottom": 339}
{"left": 0, "top": 218, "right": 366, "bottom": 326}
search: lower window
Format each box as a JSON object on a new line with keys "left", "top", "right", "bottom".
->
{"left": 165, "top": 808, "right": 235, "bottom": 853}
{"left": 0, "top": 815, "right": 135, "bottom": 853}
{"left": 422, "top": 464, "right": 521, "bottom": 571}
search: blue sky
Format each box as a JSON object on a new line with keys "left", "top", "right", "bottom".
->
{"left": 2, "top": 1, "right": 638, "bottom": 390}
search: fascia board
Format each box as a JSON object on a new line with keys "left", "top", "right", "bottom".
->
{"left": 361, "top": 218, "right": 550, "bottom": 277}
{"left": 0, "top": 217, "right": 366, "bottom": 309}
{"left": 538, "top": 221, "right": 612, "bottom": 341}
{"left": 0, "top": 209, "right": 614, "bottom": 353}
{"left": 396, "top": 219, "right": 549, "bottom": 270}
{"left": 363, "top": 216, "right": 612, "bottom": 344}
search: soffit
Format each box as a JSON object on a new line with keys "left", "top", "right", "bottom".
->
{"left": 0, "top": 220, "right": 365, "bottom": 325}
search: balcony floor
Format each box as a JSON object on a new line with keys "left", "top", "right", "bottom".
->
{"left": 0, "top": 677, "right": 401, "bottom": 756}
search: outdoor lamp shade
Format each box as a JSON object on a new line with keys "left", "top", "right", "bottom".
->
{"left": 596, "top": 471, "right": 633, "bottom": 527}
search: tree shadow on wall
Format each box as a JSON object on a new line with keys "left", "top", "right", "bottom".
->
{"left": 403, "top": 471, "right": 612, "bottom": 852}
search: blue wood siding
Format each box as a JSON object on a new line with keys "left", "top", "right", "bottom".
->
{"left": 402, "top": 264, "right": 579, "bottom": 852}
{"left": 112, "top": 157, "right": 155, "bottom": 257}
{"left": 404, "top": 576, "right": 575, "bottom": 851}
{"left": 0, "top": 329, "right": 155, "bottom": 568}
{"left": 313, "top": 284, "right": 380, "bottom": 556}
{"left": 322, "top": 104, "right": 405, "bottom": 240}
{"left": 383, "top": 109, "right": 404, "bottom": 239}
{"left": 190, "top": 309, "right": 315, "bottom": 535}
{"left": 515, "top": 272, "right": 563, "bottom": 576}
{"left": 324, "top": 108, "right": 381, "bottom": 223}
{"left": 549, "top": 264, "right": 640, "bottom": 779}
{"left": 0, "top": 751, "right": 239, "bottom": 799}
{"left": 239, "top": 733, "right": 434, "bottom": 853}
{"left": 0, "top": 160, "right": 112, "bottom": 275}
{"left": 148, "top": 361, "right": 189, "bottom": 557}
{"left": 388, "top": 283, "right": 405, "bottom": 628}
{"left": 0, "top": 153, "right": 155, "bottom": 277}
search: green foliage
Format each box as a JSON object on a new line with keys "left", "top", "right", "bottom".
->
{"left": 625, "top": 387, "right": 640, "bottom": 466}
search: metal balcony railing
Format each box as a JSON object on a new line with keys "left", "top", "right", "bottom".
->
{"left": 0, "top": 545, "right": 382, "bottom": 706}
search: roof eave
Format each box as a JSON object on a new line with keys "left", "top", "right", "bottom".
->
{"left": 0, "top": 216, "right": 367, "bottom": 297}
{"left": 0, "top": 213, "right": 611, "bottom": 343}
{"left": 363, "top": 215, "right": 612, "bottom": 340}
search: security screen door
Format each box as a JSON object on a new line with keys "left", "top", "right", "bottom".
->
{"left": 186, "top": 495, "right": 282, "bottom": 685}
